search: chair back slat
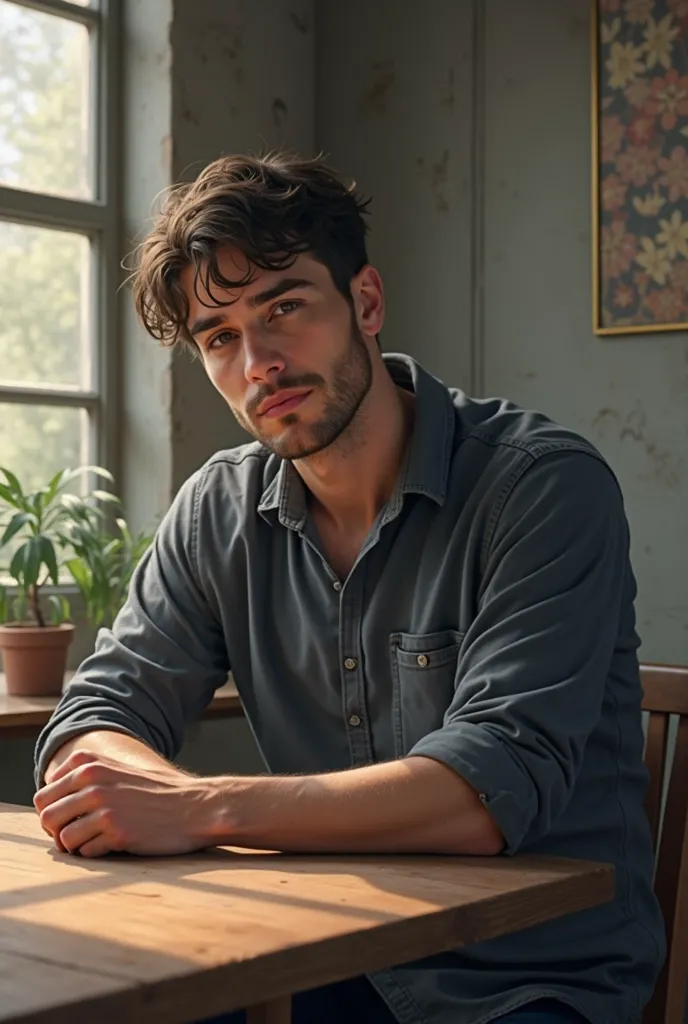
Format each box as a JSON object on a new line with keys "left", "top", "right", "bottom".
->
{"left": 644, "top": 711, "right": 670, "bottom": 849}
{"left": 640, "top": 664, "right": 688, "bottom": 1024}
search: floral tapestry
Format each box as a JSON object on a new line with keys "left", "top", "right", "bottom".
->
{"left": 594, "top": 0, "right": 688, "bottom": 334}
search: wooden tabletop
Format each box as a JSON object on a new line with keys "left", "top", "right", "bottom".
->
{"left": 0, "top": 802, "right": 615, "bottom": 1024}
{"left": 0, "top": 674, "right": 242, "bottom": 734}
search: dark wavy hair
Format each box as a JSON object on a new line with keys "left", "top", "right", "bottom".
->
{"left": 130, "top": 151, "right": 372, "bottom": 352}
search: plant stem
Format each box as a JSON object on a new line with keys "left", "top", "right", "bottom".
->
{"left": 29, "top": 584, "right": 45, "bottom": 627}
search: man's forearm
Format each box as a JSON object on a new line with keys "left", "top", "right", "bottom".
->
{"left": 43, "top": 729, "right": 170, "bottom": 785}
{"left": 203, "top": 755, "right": 504, "bottom": 856}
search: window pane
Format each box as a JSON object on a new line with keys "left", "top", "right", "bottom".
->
{"left": 0, "top": 1, "right": 91, "bottom": 198}
{"left": 0, "top": 403, "right": 87, "bottom": 494}
{"left": 0, "top": 221, "right": 90, "bottom": 389}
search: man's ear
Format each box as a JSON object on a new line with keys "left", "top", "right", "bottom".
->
{"left": 351, "top": 265, "right": 385, "bottom": 338}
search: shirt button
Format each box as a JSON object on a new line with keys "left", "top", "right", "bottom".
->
{"left": 333, "top": 581, "right": 342, "bottom": 592}
{"left": 344, "top": 658, "right": 357, "bottom": 671}
{"left": 349, "top": 714, "right": 362, "bottom": 726}
{"left": 417, "top": 654, "right": 429, "bottom": 667}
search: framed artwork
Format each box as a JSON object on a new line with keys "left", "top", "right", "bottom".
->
{"left": 592, "top": 0, "right": 688, "bottom": 335}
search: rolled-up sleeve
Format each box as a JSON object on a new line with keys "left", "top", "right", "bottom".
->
{"left": 34, "top": 465, "right": 229, "bottom": 787}
{"left": 409, "top": 450, "right": 632, "bottom": 853}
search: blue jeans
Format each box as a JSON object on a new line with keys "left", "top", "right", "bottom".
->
{"left": 197, "top": 974, "right": 588, "bottom": 1023}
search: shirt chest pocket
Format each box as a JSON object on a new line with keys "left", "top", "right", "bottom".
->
{"left": 390, "top": 629, "right": 464, "bottom": 757}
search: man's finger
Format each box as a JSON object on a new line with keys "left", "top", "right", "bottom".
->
{"left": 42, "top": 749, "right": 100, "bottom": 787}
{"left": 39, "top": 790, "right": 99, "bottom": 841}
{"left": 58, "top": 811, "right": 106, "bottom": 856}
{"left": 34, "top": 760, "right": 104, "bottom": 813}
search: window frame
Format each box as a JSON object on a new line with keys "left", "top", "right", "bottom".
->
{"left": 0, "top": 0, "right": 122, "bottom": 485}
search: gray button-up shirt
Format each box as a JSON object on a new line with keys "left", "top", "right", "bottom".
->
{"left": 35, "top": 354, "right": 665, "bottom": 1024}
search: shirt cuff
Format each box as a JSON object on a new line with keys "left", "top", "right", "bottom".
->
{"left": 409, "top": 721, "right": 538, "bottom": 854}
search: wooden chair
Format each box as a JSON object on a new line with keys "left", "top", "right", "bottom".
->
{"left": 640, "top": 663, "right": 688, "bottom": 1024}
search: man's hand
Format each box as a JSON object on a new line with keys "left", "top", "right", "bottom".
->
{"left": 33, "top": 750, "right": 218, "bottom": 858}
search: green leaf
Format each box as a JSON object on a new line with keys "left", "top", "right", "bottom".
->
{"left": 0, "top": 483, "right": 22, "bottom": 509}
{"left": 0, "top": 511, "right": 35, "bottom": 548}
{"left": 47, "top": 595, "right": 70, "bottom": 625}
{"left": 92, "top": 490, "right": 121, "bottom": 505}
{"left": 65, "top": 556, "right": 91, "bottom": 590}
{"left": 47, "top": 594, "right": 63, "bottom": 625}
{"left": 0, "top": 585, "right": 7, "bottom": 625}
{"left": 9, "top": 542, "right": 27, "bottom": 582}
{"left": 44, "top": 468, "right": 70, "bottom": 505}
{"left": 22, "top": 536, "right": 42, "bottom": 588}
{"left": 58, "top": 492, "right": 82, "bottom": 510}
{"left": 39, "top": 536, "right": 59, "bottom": 586}
{"left": 61, "top": 465, "right": 115, "bottom": 489}
{"left": 0, "top": 467, "right": 23, "bottom": 498}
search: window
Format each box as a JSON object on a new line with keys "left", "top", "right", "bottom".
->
{"left": 0, "top": 0, "right": 120, "bottom": 493}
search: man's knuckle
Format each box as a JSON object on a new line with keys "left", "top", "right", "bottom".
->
{"left": 67, "top": 750, "right": 92, "bottom": 769}
{"left": 76, "top": 762, "right": 102, "bottom": 786}
{"left": 84, "top": 783, "right": 105, "bottom": 805}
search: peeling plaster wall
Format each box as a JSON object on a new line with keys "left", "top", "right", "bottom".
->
{"left": 316, "top": 0, "right": 475, "bottom": 389}
{"left": 481, "top": 0, "right": 688, "bottom": 662}
{"left": 168, "top": 0, "right": 315, "bottom": 491}
{"left": 120, "top": 0, "right": 175, "bottom": 533}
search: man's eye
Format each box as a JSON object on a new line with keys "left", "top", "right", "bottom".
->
{"left": 208, "top": 331, "right": 237, "bottom": 350}
{"left": 273, "top": 300, "right": 301, "bottom": 317}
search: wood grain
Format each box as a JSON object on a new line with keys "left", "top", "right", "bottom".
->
{"left": 0, "top": 803, "right": 614, "bottom": 1024}
{"left": 640, "top": 663, "right": 688, "bottom": 1024}
{"left": 0, "top": 674, "right": 242, "bottom": 734}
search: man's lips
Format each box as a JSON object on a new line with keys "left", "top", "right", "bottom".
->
{"left": 258, "top": 389, "right": 312, "bottom": 418}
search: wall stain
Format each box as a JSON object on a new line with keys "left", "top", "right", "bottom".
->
{"left": 592, "top": 405, "right": 683, "bottom": 490}
{"left": 359, "top": 59, "right": 395, "bottom": 117}
{"left": 440, "top": 68, "right": 455, "bottom": 113}
{"left": 417, "top": 152, "right": 451, "bottom": 213}
{"left": 215, "top": 26, "right": 245, "bottom": 88}
{"left": 431, "top": 150, "right": 450, "bottom": 213}
{"left": 272, "top": 97, "right": 288, "bottom": 127}
{"left": 289, "top": 11, "right": 309, "bottom": 33}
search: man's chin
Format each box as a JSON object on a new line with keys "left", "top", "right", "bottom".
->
{"left": 259, "top": 426, "right": 336, "bottom": 462}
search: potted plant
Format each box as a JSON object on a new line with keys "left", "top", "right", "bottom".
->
{"left": 0, "top": 465, "right": 117, "bottom": 696}
{"left": 62, "top": 514, "right": 154, "bottom": 631}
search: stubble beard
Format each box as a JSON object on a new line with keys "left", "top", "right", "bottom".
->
{"left": 235, "top": 328, "right": 374, "bottom": 462}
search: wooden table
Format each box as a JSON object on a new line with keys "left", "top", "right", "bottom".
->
{"left": 0, "top": 674, "right": 243, "bottom": 737}
{"left": 0, "top": 802, "right": 614, "bottom": 1024}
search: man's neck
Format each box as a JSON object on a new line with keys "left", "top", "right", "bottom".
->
{"left": 295, "top": 370, "right": 415, "bottom": 537}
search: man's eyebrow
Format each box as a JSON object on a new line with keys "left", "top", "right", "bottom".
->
{"left": 189, "top": 278, "right": 315, "bottom": 338}
{"left": 189, "top": 314, "right": 224, "bottom": 338}
{"left": 246, "top": 277, "right": 315, "bottom": 309}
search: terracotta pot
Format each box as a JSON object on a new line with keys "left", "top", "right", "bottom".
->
{"left": 0, "top": 623, "right": 75, "bottom": 697}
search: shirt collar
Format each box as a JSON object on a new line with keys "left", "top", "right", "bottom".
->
{"left": 258, "top": 352, "right": 455, "bottom": 527}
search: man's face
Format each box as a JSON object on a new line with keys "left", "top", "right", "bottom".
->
{"left": 180, "top": 249, "right": 383, "bottom": 460}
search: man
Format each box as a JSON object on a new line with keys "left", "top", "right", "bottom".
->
{"left": 34, "top": 153, "right": 664, "bottom": 1024}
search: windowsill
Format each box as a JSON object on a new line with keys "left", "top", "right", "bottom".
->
{"left": 0, "top": 673, "right": 242, "bottom": 732}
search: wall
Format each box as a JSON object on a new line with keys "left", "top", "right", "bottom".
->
{"left": 481, "top": 0, "right": 688, "bottom": 664}
{"left": 316, "top": 0, "right": 475, "bottom": 389}
{"left": 168, "top": 0, "right": 315, "bottom": 490}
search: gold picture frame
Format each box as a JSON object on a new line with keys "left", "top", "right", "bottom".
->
{"left": 592, "top": 0, "right": 688, "bottom": 336}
